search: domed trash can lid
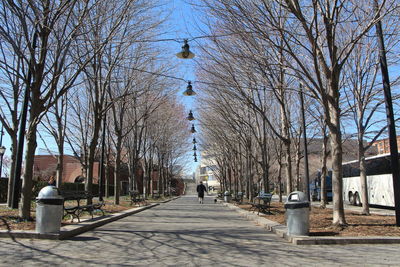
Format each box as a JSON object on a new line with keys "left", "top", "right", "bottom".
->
{"left": 284, "top": 191, "right": 310, "bottom": 209}
{"left": 36, "top": 186, "right": 63, "bottom": 205}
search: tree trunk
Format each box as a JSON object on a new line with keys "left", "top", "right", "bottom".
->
{"left": 358, "top": 141, "right": 370, "bottom": 215}
{"left": 295, "top": 148, "right": 301, "bottom": 191}
{"left": 328, "top": 107, "right": 346, "bottom": 225}
{"left": 278, "top": 162, "right": 283, "bottom": 202}
{"left": 320, "top": 131, "right": 329, "bottom": 208}
{"left": 86, "top": 137, "right": 99, "bottom": 204}
{"left": 157, "top": 154, "right": 162, "bottom": 195}
{"left": 149, "top": 155, "right": 153, "bottom": 197}
{"left": 283, "top": 140, "right": 292, "bottom": 194}
{"left": 105, "top": 161, "right": 109, "bottom": 198}
{"left": 56, "top": 150, "right": 64, "bottom": 188}
{"left": 19, "top": 125, "right": 38, "bottom": 219}
{"left": 114, "top": 137, "right": 122, "bottom": 205}
{"left": 7, "top": 137, "right": 17, "bottom": 207}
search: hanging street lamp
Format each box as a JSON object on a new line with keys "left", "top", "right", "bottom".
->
{"left": 194, "top": 157, "right": 198, "bottom": 162}
{"left": 193, "top": 145, "right": 197, "bottom": 151}
{"left": 192, "top": 137, "right": 197, "bottom": 144}
{"left": 193, "top": 151, "right": 197, "bottom": 157}
{"left": 176, "top": 39, "right": 195, "bottom": 59}
{"left": 191, "top": 124, "right": 196, "bottom": 133}
{"left": 187, "top": 110, "right": 195, "bottom": 121}
{"left": 183, "top": 81, "right": 196, "bottom": 96}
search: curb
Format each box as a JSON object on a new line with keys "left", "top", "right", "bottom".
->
{"left": 0, "top": 203, "right": 160, "bottom": 240}
{"left": 0, "top": 196, "right": 181, "bottom": 240}
{"left": 222, "top": 202, "right": 400, "bottom": 245}
{"left": 59, "top": 203, "right": 158, "bottom": 239}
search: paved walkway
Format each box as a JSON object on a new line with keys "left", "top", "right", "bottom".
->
{"left": 0, "top": 196, "right": 399, "bottom": 266}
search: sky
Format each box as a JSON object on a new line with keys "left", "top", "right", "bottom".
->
{"left": 166, "top": 0, "right": 206, "bottom": 174}
{"left": 1, "top": 1, "right": 400, "bottom": 177}
{"left": 0, "top": 0, "right": 205, "bottom": 175}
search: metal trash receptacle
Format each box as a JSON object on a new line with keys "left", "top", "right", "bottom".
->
{"left": 36, "top": 186, "right": 64, "bottom": 234}
{"left": 224, "top": 191, "right": 231, "bottom": 202}
{"left": 284, "top": 191, "right": 310, "bottom": 236}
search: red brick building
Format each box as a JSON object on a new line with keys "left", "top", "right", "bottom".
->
{"left": 371, "top": 136, "right": 400, "bottom": 154}
{"left": 33, "top": 155, "right": 114, "bottom": 185}
{"left": 33, "top": 155, "right": 183, "bottom": 195}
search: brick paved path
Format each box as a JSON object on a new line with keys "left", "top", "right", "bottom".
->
{"left": 0, "top": 196, "right": 399, "bottom": 266}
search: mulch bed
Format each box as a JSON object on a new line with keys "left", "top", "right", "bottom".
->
{"left": 237, "top": 201, "right": 400, "bottom": 237}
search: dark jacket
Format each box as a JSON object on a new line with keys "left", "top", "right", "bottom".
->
{"left": 196, "top": 184, "right": 207, "bottom": 197}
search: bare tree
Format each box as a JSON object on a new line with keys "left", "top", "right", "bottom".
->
{"left": 342, "top": 21, "right": 400, "bottom": 214}
{"left": 197, "top": 0, "right": 398, "bottom": 225}
{"left": 0, "top": 0, "right": 103, "bottom": 218}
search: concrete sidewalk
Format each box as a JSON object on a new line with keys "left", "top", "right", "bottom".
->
{"left": 0, "top": 195, "right": 399, "bottom": 266}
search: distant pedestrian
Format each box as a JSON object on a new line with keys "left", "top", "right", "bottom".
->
{"left": 48, "top": 175, "right": 56, "bottom": 186}
{"left": 197, "top": 181, "right": 207, "bottom": 204}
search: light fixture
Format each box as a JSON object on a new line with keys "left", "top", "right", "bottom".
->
{"left": 194, "top": 157, "right": 197, "bottom": 162}
{"left": 193, "top": 151, "right": 197, "bottom": 157}
{"left": 176, "top": 39, "right": 195, "bottom": 59}
{"left": 192, "top": 137, "right": 197, "bottom": 144}
{"left": 193, "top": 145, "right": 197, "bottom": 151}
{"left": 191, "top": 124, "right": 196, "bottom": 133}
{"left": 183, "top": 81, "right": 196, "bottom": 96}
{"left": 0, "top": 145, "right": 5, "bottom": 179}
{"left": 187, "top": 110, "right": 195, "bottom": 121}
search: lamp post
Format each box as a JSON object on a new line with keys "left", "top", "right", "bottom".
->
{"left": 0, "top": 145, "right": 5, "bottom": 178}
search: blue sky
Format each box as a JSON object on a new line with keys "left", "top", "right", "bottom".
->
{"left": 166, "top": 0, "right": 205, "bottom": 173}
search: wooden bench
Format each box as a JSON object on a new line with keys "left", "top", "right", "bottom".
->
{"left": 250, "top": 193, "right": 273, "bottom": 215}
{"left": 61, "top": 191, "right": 105, "bottom": 222}
{"left": 152, "top": 190, "right": 161, "bottom": 199}
{"left": 129, "top": 191, "right": 146, "bottom": 206}
{"left": 232, "top": 192, "right": 244, "bottom": 204}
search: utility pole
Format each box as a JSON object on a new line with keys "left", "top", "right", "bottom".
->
{"left": 374, "top": 0, "right": 400, "bottom": 226}
{"left": 299, "top": 83, "right": 310, "bottom": 201}
{"left": 11, "top": 32, "right": 37, "bottom": 209}
{"left": 98, "top": 110, "right": 106, "bottom": 202}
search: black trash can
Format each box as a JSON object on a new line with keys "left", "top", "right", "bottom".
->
{"left": 284, "top": 191, "right": 310, "bottom": 236}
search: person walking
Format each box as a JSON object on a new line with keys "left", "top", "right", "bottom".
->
{"left": 196, "top": 181, "right": 207, "bottom": 204}
{"left": 48, "top": 175, "right": 56, "bottom": 186}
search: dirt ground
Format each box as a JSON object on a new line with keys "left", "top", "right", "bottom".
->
{"left": 0, "top": 196, "right": 162, "bottom": 231}
{"left": 238, "top": 201, "right": 400, "bottom": 237}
